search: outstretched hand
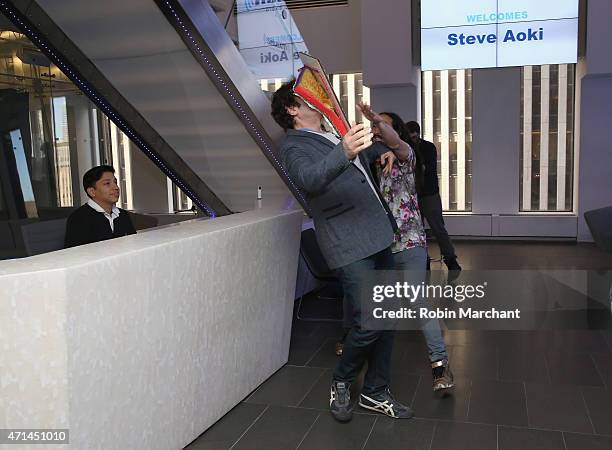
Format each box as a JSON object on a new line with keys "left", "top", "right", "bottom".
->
{"left": 357, "top": 102, "right": 403, "bottom": 150}
{"left": 358, "top": 102, "right": 382, "bottom": 124}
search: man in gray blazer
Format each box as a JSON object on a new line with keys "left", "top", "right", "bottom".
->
{"left": 271, "top": 81, "right": 414, "bottom": 423}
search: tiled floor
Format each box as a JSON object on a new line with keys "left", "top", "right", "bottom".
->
{"left": 187, "top": 242, "right": 612, "bottom": 450}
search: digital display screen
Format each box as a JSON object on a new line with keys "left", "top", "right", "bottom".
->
{"left": 420, "top": 0, "right": 579, "bottom": 70}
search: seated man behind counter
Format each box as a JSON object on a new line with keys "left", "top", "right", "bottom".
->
{"left": 64, "top": 165, "right": 136, "bottom": 248}
{"left": 271, "top": 80, "right": 413, "bottom": 423}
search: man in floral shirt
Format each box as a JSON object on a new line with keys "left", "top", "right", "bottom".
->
{"left": 374, "top": 112, "right": 454, "bottom": 392}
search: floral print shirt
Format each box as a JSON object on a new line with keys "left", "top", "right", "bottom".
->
{"left": 377, "top": 146, "right": 427, "bottom": 253}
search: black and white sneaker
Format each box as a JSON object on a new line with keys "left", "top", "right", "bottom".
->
{"left": 358, "top": 389, "right": 413, "bottom": 419}
{"left": 330, "top": 381, "right": 353, "bottom": 422}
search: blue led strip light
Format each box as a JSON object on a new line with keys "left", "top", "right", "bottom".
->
{"left": 0, "top": 0, "right": 217, "bottom": 218}
{"left": 158, "top": 0, "right": 309, "bottom": 210}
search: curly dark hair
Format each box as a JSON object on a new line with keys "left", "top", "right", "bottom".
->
{"left": 380, "top": 112, "right": 411, "bottom": 143}
{"left": 271, "top": 79, "right": 299, "bottom": 130}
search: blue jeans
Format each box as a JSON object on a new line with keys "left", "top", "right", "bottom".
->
{"left": 333, "top": 247, "right": 395, "bottom": 396}
{"left": 393, "top": 246, "right": 448, "bottom": 362}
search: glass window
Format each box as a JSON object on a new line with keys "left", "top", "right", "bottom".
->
{"left": 329, "top": 73, "right": 370, "bottom": 126}
{"left": 520, "top": 64, "right": 575, "bottom": 212}
{"left": 422, "top": 69, "right": 473, "bottom": 212}
{"left": 0, "top": 23, "right": 193, "bottom": 258}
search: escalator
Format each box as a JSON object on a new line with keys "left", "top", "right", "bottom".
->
{"left": 0, "top": 0, "right": 306, "bottom": 215}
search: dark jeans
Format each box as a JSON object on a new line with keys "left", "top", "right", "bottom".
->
{"left": 333, "top": 247, "right": 395, "bottom": 396}
{"left": 419, "top": 193, "right": 457, "bottom": 260}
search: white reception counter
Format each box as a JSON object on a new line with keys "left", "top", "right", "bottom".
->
{"left": 0, "top": 208, "right": 303, "bottom": 450}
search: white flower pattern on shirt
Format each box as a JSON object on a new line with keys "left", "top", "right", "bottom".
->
{"left": 377, "top": 147, "right": 427, "bottom": 253}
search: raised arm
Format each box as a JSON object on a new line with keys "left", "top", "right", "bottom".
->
{"left": 358, "top": 102, "right": 410, "bottom": 161}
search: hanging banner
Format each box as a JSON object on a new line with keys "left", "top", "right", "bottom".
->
{"left": 236, "top": 0, "right": 308, "bottom": 80}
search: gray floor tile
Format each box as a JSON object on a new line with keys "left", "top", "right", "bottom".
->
{"left": 442, "top": 330, "right": 499, "bottom": 351}
{"left": 232, "top": 405, "right": 318, "bottom": 450}
{"left": 288, "top": 336, "right": 328, "bottom": 366}
{"left": 388, "top": 373, "right": 421, "bottom": 409}
{"left": 185, "top": 403, "right": 266, "bottom": 450}
{"left": 546, "top": 352, "right": 604, "bottom": 386}
{"left": 429, "top": 421, "right": 497, "bottom": 450}
{"left": 564, "top": 432, "right": 612, "bottom": 450}
{"left": 498, "top": 426, "right": 565, "bottom": 450}
{"left": 245, "top": 366, "right": 325, "bottom": 407}
{"left": 447, "top": 345, "right": 498, "bottom": 381}
{"left": 298, "top": 368, "right": 338, "bottom": 411}
{"left": 306, "top": 338, "right": 344, "bottom": 368}
{"left": 581, "top": 386, "right": 612, "bottom": 435}
{"left": 411, "top": 379, "right": 470, "bottom": 421}
{"left": 468, "top": 380, "right": 528, "bottom": 426}
{"left": 525, "top": 382, "right": 593, "bottom": 433}
{"left": 497, "top": 330, "right": 552, "bottom": 354}
{"left": 591, "top": 352, "right": 612, "bottom": 387}
{"left": 363, "top": 417, "right": 435, "bottom": 450}
{"left": 601, "top": 330, "right": 612, "bottom": 351}
{"left": 498, "top": 349, "right": 550, "bottom": 383}
{"left": 297, "top": 413, "right": 376, "bottom": 450}
{"left": 394, "top": 342, "right": 434, "bottom": 374}
{"left": 545, "top": 331, "right": 611, "bottom": 355}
